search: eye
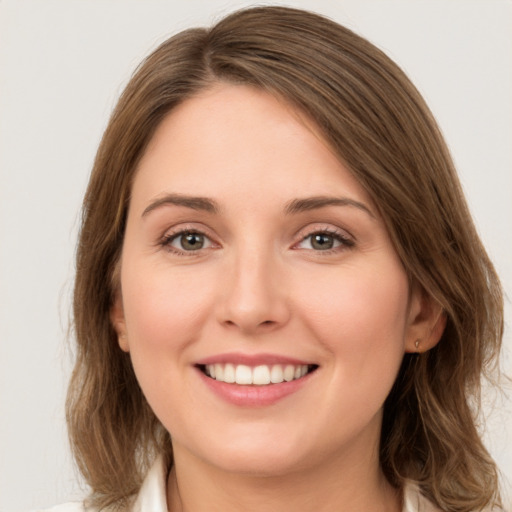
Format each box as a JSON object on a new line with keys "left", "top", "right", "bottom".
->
{"left": 296, "top": 230, "right": 354, "bottom": 251}
{"left": 163, "top": 231, "right": 213, "bottom": 252}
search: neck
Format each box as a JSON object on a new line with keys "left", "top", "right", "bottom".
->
{"left": 166, "top": 436, "right": 402, "bottom": 512}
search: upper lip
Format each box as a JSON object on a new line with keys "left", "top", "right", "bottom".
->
{"left": 194, "top": 352, "right": 315, "bottom": 367}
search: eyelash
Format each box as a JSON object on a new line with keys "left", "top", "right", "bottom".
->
{"left": 159, "top": 226, "right": 355, "bottom": 256}
{"left": 294, "top": 228, "right": 355, "bottom": 254}
{"left": 160, "top": 228, "right": 215, "bottom": 256}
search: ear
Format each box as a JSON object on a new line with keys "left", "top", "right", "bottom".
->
{"left": 405, "top": 283, "right": 447, "bottom": 353}
{"left": 110, "top": 291, "right": 130, "bottom": 353}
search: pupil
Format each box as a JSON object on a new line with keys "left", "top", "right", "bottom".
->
{"left": 182, "top": 233, "right": 204, "bottom": 250}
{"left": 312, "top": 234, "right": 333, "bottom": 250}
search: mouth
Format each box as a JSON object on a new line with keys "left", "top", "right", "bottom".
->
{"left": 196, "top": 363, "right": 319, "bottom": 386}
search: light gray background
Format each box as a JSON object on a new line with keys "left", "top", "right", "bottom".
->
{"left": 1, "top": 1, "right": 511, "bottom": 510}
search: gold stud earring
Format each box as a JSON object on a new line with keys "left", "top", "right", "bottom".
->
{"left": 415, "top": 339, "right": 421, "bottom": 351}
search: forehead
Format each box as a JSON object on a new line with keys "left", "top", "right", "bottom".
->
{"left": 131, "top": 83, "right": 375, "bottom": 213}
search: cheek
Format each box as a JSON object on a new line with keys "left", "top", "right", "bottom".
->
{"left": 120, "top": 261, "right": 214, "bottom": 362}
{"left": 119, "top": 262, "right": 218, "bottom": 425}
{"left": 296, "top": 262, "right": 410, "bottom": 431}
{"left": 298, "top": 260, "right": 410, "bottom": 374}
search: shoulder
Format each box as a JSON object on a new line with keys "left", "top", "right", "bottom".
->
{"left": 31, "top": 503, "right": 86, "bottom": 512}
{"left": 31, "top": 500, "right": 124, "bottom": 512}
{"left": 403, "top": 481, "right": 442, "bottom": 512}
{"left": 32, "top": 454, "right": 168, "bottom": 512}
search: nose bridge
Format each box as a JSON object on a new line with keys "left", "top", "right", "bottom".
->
{"left": 219, "top": 238, "right": 289, "bottom": 332}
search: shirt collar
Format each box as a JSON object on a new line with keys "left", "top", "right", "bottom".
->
{"left": 402, "top": 480, "right": 441, "bottom": 512}
{"left": 130, "top": 454, "right": 168, "bottom": 512}
{"left": 129, "top": 455, "right": 440, "bottom": 512}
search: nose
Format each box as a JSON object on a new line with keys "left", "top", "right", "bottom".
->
{"left": 217, "top": 246, "right": 291, "bottom": 334}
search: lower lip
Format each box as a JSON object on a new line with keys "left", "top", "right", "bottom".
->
{"left": 197, "top": 368, "right": 314, "bottom": 407}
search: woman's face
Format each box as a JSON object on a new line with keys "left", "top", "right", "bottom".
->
{"left": 113, "top": 84, "right": 428, "bottom": 476}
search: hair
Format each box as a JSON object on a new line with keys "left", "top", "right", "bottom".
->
{"left": 67, "top": 6, "right": 504, "bottom": 511}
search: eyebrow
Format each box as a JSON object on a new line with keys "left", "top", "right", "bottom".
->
{"left": 141, "top": 193, "right": 375, "bottom": 219}
{"left": 142, "top": 193, "right": 219, "bottom": 217}
{"left": 284, "top": 196, "right": 375, "bottom": 218}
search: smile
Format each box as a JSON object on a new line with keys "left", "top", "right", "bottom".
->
{"left": 199, "top": 363, "right": 318, "bottom": 386}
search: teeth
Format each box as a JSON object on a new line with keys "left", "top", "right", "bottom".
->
{"left": 224, "top": 363, "right": 235, "bottom": 383}
{"left": 235, "top": 364, "right": 252, "bottom": 385}
{"left": 203, "top": 363, "right": 312, "bottom": 386}
{"left": 253, "top": 365, "right": 271, "bottom": 385}
{"left": 270, "top": 365, "right": 284, "bottom": 383}
{"left": 214, "top": 364, "right": 223, "bottom": 381}
{"left": 284, "top": 365, "right": 295, "bottom": 382}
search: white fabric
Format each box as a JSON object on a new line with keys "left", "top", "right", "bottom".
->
{"left": 130, "top": 454, "right": 169, "bottom": 512}
{"left": 34, "top": 455, "right": 440, "bottom": 511}
{"left": 402, "top": 480, "right": 441, "bottom": 512}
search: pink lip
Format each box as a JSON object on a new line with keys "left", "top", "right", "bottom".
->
{"left": 195, "top": 352, "right": 312, "bottom": 366}
{"left": 194, "top": 354, "right": 317, "bottom": 407}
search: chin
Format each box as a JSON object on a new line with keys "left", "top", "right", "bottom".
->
{"left": 213, "top": 452, "right": 303, "bottom": 477}
{"left": 199, "top": 435, "right": 311, "bottom": 477}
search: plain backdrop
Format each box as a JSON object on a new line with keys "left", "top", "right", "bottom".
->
{"left": 0, "top": 1, "right": 511, "bottom": 510}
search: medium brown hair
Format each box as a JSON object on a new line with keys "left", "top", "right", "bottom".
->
{"left": 67, "top": 6, "right": 504, "bottom": 511}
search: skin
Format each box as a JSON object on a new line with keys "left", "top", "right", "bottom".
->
{"left": 111, "top": 84, "right": 444, "bottom": 512}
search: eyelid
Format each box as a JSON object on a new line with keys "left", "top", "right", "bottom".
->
{"left": 292, "top": 224, "right": 355, "bottom": 251}
{"left": 158, "top": 223, "right": 220, "bottom": 255}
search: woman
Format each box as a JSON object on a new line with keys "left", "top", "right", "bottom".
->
{"left": 60, "top": 6, "right": 503, "bottom": 512}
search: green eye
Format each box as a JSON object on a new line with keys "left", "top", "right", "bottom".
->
{"left": 181, "top": 233, "right": 204, "bottom": 250}
{"left": 296, "top": 230, "right": 354, "bottom": 251}
{"left": 310, "top": 233, "right": 335, "bottom": 250}
{"left": 168, "top": 232, "right": 210, "bottom": 251}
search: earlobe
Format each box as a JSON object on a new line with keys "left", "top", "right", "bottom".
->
{"left": 405, "top": 285, "right": 446, "bottom": 353}
{"left": 110, "top": 293, "right": 130, "bottom": 352}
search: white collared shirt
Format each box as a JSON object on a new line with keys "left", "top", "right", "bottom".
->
{"left": 37, "top": 455, "right": 440, "bottom": 512}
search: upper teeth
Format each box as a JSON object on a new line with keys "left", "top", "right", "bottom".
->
{"left": 204, "top": 363, "right": 309, "bottom": 385}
